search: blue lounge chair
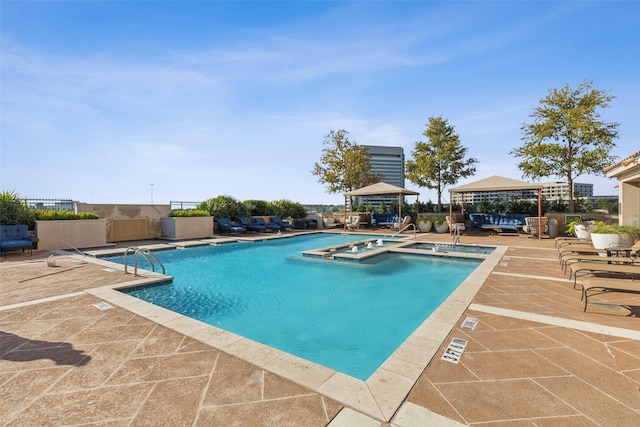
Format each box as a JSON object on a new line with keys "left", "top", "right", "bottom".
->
{"left": 270, "top": 216, "right": 293, "bottom": 230}
{"left": 216, "top": 218, "right": 247, "bottom": 234}
{"left": 239, "top": 217, "right": 266, "bottom": 233}
{"left": 253, "top": 217, "right": 280, "bottom": 232}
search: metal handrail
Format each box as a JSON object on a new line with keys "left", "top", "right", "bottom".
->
{"left": 391, "top": 223, "right": 417, "bottom": 239}
{"left": 124, "top": 247, "right": 166, "bottom": 276}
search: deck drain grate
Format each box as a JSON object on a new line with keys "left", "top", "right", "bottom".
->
{"left": 441, "top": 338, "right": 468, "bottom": 364}
{"left": 461, "top": 317, "right": 478, "bottom": 330}
{"left": 93, "top": 301, "right": 113, "bottom": 310}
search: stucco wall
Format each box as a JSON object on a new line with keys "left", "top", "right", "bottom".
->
{"left": 76, "top": 203, "right": 170, "bottom": 242}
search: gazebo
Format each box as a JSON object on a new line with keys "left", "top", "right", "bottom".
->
{"left": 449, "top": 175, "right": 544, "bottom": 240}
{"left": 344, "top": 182, "right": 420, "bottom": 229}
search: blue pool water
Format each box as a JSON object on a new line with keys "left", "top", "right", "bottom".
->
{"left": 107, "top": 234, "right": 481, "bottom": 380}
{"left": 405, "top": 242, "right": 495, "bottom": 255}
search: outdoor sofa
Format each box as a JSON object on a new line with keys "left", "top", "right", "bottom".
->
{"left": 0, "top": 225, "right": 35, "bottom": 257}
{"left": 469, "top": 213, "right": 528, "bottom": 233}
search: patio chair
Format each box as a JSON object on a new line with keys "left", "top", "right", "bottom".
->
{"left": 346, "top": 215, "right": 360, "bottom": 231}
{"left": 393, "top": 215, "right": 411, "bottom": 230}
{"left": 216, "top": 218, "right": 247, "bottom": 235}
{"left": 523, "top": 217, "right": 549, "bottom": 237}
{"left": 239, "top": 217, "right": 266, "bottom": 233}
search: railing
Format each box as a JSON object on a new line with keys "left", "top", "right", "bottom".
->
{"left": 391, "top": 223, "right": 417, "bottom": 238}
{"left": 26, "top": 198, "right": 76, "bottom": 211}
{"left": 123, "top": 247, "right": 166, "bottom": 277}
{"left": 170, "top": 201, "right": 201, "bottom": 210}
{"left": 451, "top": 224, "right": 461, "bottom": 246}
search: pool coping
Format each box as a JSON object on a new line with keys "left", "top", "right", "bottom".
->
{"left": 82, "top": 236, "right": 508, "bottom": 422}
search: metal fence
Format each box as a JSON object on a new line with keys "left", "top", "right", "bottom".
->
{"left": 170, "top": 201, "right": 202, "bottom": 210}
{"left": 25, "top": 198, "right": 76, "bottom": 211}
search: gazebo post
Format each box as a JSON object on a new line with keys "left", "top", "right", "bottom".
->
{"left": 537, "top": 188, "right": 542, "bottom": 240}
{"left": 343, "top": 196, "right": 347, "bottom": 231}
{"left": 449, "top": 191, "right": 453, "bottom": 236}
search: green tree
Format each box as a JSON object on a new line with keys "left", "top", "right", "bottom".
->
{"left": 511, "top": 80, "right": 619, "bottom": 213}
{"left": 405, "top": 116, "right": 477, "bottom": 212}
{"left": 312, "top": 129, "right": 380, "bottom": 208}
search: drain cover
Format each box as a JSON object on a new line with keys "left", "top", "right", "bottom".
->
{"left": 442, "top": 337, "right": 468, "bottom": 364}
{"left": 93, "top": 301, "right": 113, "bottom": 310}
{"left": 461, "top": 317, "right": 478, "bottom": 330}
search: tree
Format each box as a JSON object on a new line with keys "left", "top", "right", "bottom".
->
{"left": 405, "top": 116, "right": 477, "bottom": 212}
{"left": 512, "top": 80, "right": 619, "bottom": 213}
{"left": 312, "top": 129, "right": 380, "bottom": 208}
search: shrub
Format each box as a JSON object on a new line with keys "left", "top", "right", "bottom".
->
{"left": 243, "top": 200, "right": 271, "bottom": 216}
{"left": 36, "top": 210, "right": 99, "bottom": 220}
{"left": 0, "top": 190, "right": 36, "bottom": 225}
{"left": 169, "top": 209, "right": 210, "bottom": 217}
{"left": 270, "top": 199, "right": 307, "bottom": 219}
{"left": 198, "top": 195, "right": 250, "bottom": 221}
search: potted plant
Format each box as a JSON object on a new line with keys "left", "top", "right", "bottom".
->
{"left": 590, "top": 222, "right": 640, "bottom": 249}
{"left": 35, "top": 209, "right": 106, "bottom": 251}
{"left": 161, "top": 209, "right": 213, "bottom": 239}
{"left": 432, "top": 216, "right": 449, "bottom": 233}
{"left": 566, "top": 218, "right": 595, "bottom": 239}
{"left": 416, "top": 217, "right": 432, "bottom": 233}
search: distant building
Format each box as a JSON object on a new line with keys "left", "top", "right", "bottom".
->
{"left": 357, "top": 145, "right": 405, "bottom": 210}
{"left": 450, "top": 181, "right": 593, "bottom": 205}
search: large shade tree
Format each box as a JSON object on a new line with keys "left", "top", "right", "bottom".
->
{"left": 405, "top": 116, "right": 477, "bottom": 212}
{"left": 312, "top": 129, "right": 380, "bottom": 208}
{"left": 512, "top": 80, "right": 619, "bottom": 213}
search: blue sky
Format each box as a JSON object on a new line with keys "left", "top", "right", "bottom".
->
{"left": 2, "top": 1, "right": 638, "bottom": 206}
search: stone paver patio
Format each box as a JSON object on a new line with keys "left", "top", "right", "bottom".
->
{"left": 1, "top": 229, "right": 639, "bottom": 426}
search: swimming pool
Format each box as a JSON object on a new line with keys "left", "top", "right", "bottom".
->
{"left": 106, "top": 233, "right": 482, "bottom": 380}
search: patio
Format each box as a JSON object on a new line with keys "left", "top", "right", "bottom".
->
{"left": 1, "top": 230, "right": 639, "bottom": 426}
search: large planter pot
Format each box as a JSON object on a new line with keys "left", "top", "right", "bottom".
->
{"left": 590, "top": 233, "right": 633, "bottom": 249}
{"left": 434, "top": 222, "right": 449, "bottom": 233}
{"left": 36, "top": 219, "right": 107, "bottom": 251}
{"left": 161, "top": 217, "right": 214, "bottom": 239}
{"left": 417, "top": 221, "right": 432, "bottom": 233}
{"left": 574, "top": 224, "right": 593, "bottom": 239}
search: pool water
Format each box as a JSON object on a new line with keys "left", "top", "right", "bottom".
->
{"left": 108, "top": 234, "right": 481, "bottom": 380}
{"left": 405, "top": 242, "right": 495, "bottom": 255}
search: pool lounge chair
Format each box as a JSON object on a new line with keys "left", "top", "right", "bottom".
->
{"left": 216, "top": 218, "right": 247, "bottom": 234}
{"left": 561, "top": 253, "right": 637, "bottom": 274}
{"left": 270, "top": 216, "right": 293, "bottom": 230}
{"left": 253, "top": 217, "right": 280, "bottom": 232}
{"left": 239, "top": 217, "right": 266, "bottom": 233}
{"left": 579, "top": 277, "right": 640, "bottom": 311}
{"left": 569, "top": 261, "right": 640, "bottom": 289}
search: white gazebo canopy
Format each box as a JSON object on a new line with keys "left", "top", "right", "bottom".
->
{"left": 344, "top": 182, "right": 420, "bottom": 228}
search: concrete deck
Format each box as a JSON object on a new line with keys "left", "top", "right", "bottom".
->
{"left": 2, "top": 229, "right": 639, "bottom": 426}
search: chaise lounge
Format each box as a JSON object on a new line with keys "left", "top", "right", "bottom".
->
{"left": 579, "top": 276, "right": 640, "bottom": 311}
{"left": 216, "top": 218, "right": 247, "bottom": 235}
{"left": 239, "top": 217, "right": 266, "bottom": 233}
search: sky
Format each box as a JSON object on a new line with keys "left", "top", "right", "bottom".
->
{"left": 1, "top": 1, "right": 638, "bottom": 207}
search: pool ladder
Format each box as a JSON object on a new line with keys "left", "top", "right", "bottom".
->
{"left": 123, "top": 247, "right": 166, "bottom": 276}
{"left": 451, "top": 224, "right": 461, "bottom": 246}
